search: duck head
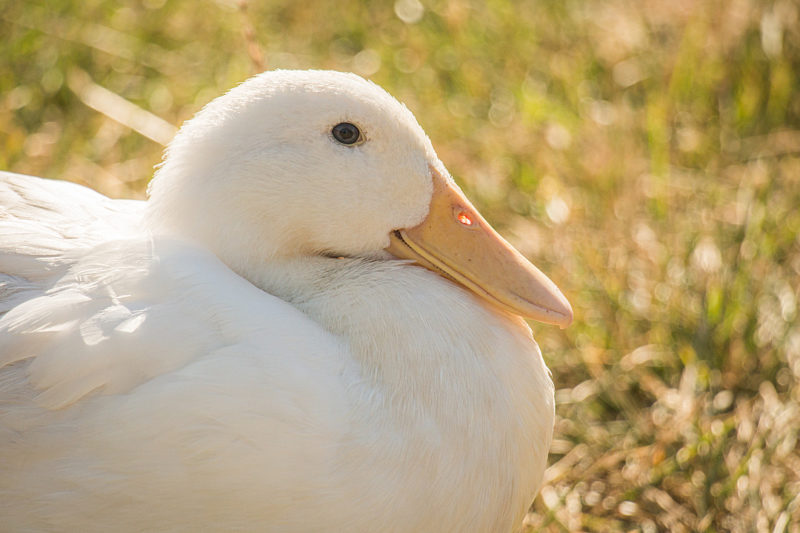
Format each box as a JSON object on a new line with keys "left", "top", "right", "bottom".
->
{"left": 146, "top": 70, "right": 572, "bottom": 327}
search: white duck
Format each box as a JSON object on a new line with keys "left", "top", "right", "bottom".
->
{"left": 0, "top": 70, "right": 572, "bottom": 532}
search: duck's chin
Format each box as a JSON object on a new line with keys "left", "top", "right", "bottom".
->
{"left": 248, "top": 254, "right": 530, "bottom": 337}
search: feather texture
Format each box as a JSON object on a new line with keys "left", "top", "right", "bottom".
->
{"left": 0, "top": 70, "right": 555, "bottom": 533}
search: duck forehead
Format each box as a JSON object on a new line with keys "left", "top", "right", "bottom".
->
{"left": 237, "top": 71, "right": 431, "bottom": 144}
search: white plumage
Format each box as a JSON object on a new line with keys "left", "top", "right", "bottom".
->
{"left": 0, "top": 70, "right": 570, "bottom": 532}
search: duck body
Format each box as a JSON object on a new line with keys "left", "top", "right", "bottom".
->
{"left": 0, "top": 70, "right": 565, "bottom": 532}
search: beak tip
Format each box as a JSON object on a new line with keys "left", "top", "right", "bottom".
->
{"left": 549, "top": 292, "right": 573, "bottom": 329}
{"left": 558, "top": 308, "right": 574, "bottom": 329}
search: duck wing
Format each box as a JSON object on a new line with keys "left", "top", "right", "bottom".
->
{"left": 0, "top": 171, "right": 142, "bottom": 279}
{"left": 0, "top": 174, "right": 350, "bottom": 531}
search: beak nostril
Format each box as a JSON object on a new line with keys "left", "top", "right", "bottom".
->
{"left": 456, "top": 211, "right": 473, "bottom": 226}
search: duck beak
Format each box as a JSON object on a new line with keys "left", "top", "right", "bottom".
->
{"left": 386, "top": 166, "right": 573, "bottom": 328}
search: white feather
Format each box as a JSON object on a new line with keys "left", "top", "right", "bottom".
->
{"left": 0, "top": 70, "right": 554, "bottom": 532}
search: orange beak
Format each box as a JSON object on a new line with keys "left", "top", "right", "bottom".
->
{"left": 385, "top": 167, "right": 573, "bottom": 328}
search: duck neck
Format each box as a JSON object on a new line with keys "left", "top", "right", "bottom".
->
{"left": 246, "top": 255, "right": 555, "bottom": 527}
{"left": 246, "top": 256, "right": 552, "bottom": 427}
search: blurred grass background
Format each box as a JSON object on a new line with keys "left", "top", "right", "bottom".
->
{"left": 1, "top": 0, "right": 799, "bottom": 531}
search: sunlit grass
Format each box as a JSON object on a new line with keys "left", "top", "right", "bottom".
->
{"left": 2, "top": 0, "right": 799, "bottom": 531}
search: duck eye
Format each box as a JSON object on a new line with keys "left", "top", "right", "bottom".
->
{"left": 331, "top": 122, "right": 361, "bottom": 145}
